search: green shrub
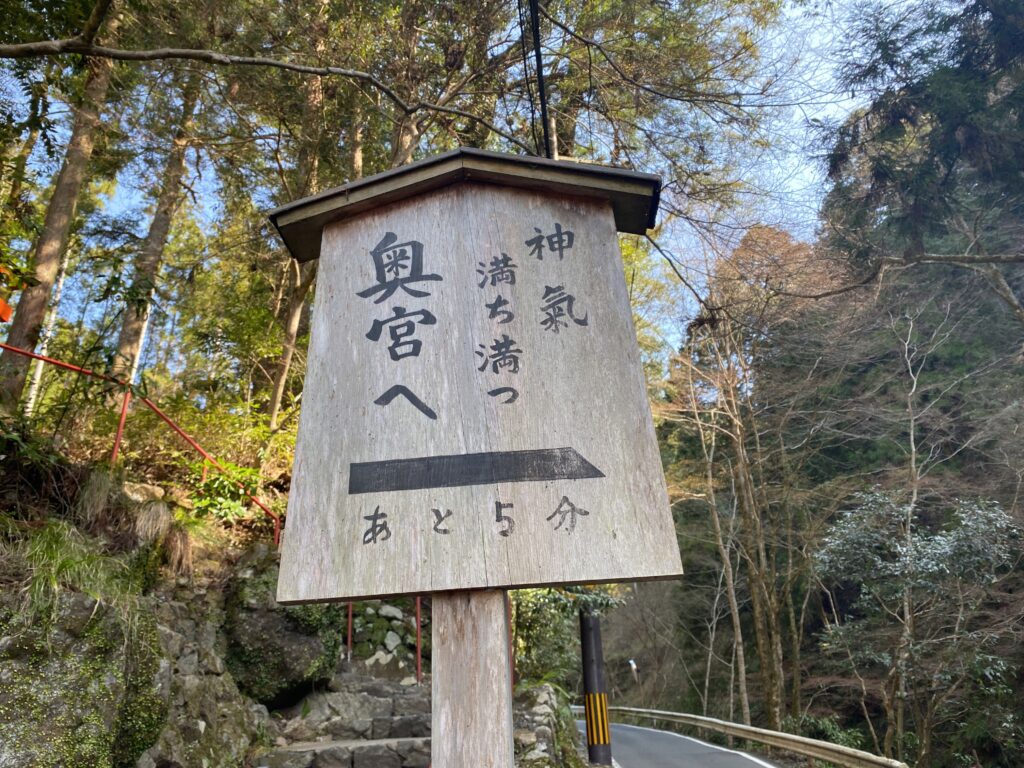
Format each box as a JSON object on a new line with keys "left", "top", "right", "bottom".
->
{"left": 19, "top": 519, "right": 130, "bottom": 627}
{"left": 190, "top": 460, "right": 260, "bottom": 522}
{"left": 784, "top": 713, "right": 865, "bottom": 750}
{"left": 512, "top": 586, "right": 623, "bottom": 686}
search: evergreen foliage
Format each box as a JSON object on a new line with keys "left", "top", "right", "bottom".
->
{"left": 0, "top": 2, "right": 1021, "bottom": 766}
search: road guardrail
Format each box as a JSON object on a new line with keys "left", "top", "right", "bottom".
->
{"left": 570, "top": 704, "right": 908, "bottom": 768}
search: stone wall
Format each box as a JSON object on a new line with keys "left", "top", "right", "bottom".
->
{"left": 514, "top": 685, "right": 587, "bottom": 768}
{"left": 0, "top": 538, "right": 581, "bottom": 768}
{"left": 138, "top": 580, "right": 271, "bottom": 767}
{"left": 349, "top": 599, "right": 427, "bottom": 681}
{"left": 0, "top": 593, "right": 165, "bottom": 768}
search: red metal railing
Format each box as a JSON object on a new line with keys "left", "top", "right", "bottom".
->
{"left": 416, "top": 596, "right": 423, "bottom": 684}
{"left": 0, "top": 341, "right": 282, "bottom": 544}
{"left": 111, "top": 389, "right": 132, "bottom": 463}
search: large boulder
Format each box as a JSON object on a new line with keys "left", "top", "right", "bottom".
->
{"left": 268, "top": 672, "right": 430, "bottom": 743}
{"left": 224, "top": 544, "right": 347, "bottom": 706}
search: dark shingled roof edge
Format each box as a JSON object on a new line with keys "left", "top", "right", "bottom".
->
{"left": 267, "top": 147, "right": 661, "bottom": 262}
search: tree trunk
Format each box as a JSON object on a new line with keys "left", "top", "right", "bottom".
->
{"left": 777, "top": 431, "right": 805, "bottom": 721}
{"left": 390, "top": 117, "right": 421, "bottom": 167}
{"left": 785, "top": 577, "right": 802, "bottom": 719}
{"left": 111, "top": 77, "right": 199, "bottom": 381}
{"left": 267, "top": 260, "right": 316, "bottom": 430}
{"left": 22, "top": 250, "right": 69, "bottom": 418}
{"left": 687, "top": 362, "right": 752, "bottom": 725}
{"left": 731, "top": 422, "right": 785, "bottom": 730}
{"left": 387, "top": 2, "right": 422, "bottom": 168}
{"left": 702, "top": 569, "right": 724, "bottom": 717}
{"left": 708, "top": 491, "right": 752, "bottom": 725}
{"left": 350, "top": 118, "right": 364, "bottom": 181}
{"left": 265, "top": 0, "right": 328, "bottom": 431}
{"left": 0, "top": 45, "right": 116, "bottom": 413}
{"left": 4, "top": 126, "right": 39, "bottom": 213}
{"left": 882, "top": 671, "right": 898, "bottom": 758}
{"left": 2, "top": 68, "right": 49, "bottom": 220}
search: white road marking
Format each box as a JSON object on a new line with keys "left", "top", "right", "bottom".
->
{"left": 611, "top": 722, "right": 778, "bottom": 768}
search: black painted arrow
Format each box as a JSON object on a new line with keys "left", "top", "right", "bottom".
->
{"left": 348, "top": 447, "right": 604, "bottom": 494}
{"left": 373, "top": 385, "right": 437, "bottom": 420}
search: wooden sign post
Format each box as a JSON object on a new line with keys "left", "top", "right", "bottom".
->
{"left": 269, "top": 148, "right": 683, "bottom": 766}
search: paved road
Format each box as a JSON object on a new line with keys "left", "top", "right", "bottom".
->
{"left": 576, "top": 721, "right": 778, "bottom": 768}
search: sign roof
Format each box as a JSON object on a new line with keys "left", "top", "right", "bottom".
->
{"left": 268, "top": 147, "right": 661, "bottom": 262}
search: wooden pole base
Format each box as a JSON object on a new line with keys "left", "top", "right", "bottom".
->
{"left": 431, "top": 589, "right": 514, "bottom": 767}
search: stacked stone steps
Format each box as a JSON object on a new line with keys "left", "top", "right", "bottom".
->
{"left": 259, "top": 672, "right": 431, "bottom": 768}
{"left": 261, "top": 737, "right": 431, "bottom": 768}
{"left": 258, "top": 672, "right": 566, "bottom": 767}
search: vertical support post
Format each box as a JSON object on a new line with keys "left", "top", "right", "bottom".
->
{"left": 432, "top": 590, "right": 514, "bottom": 768}
{"left": 415, "top": 595, "right": 423, "bottom": 684}
{"left": 111, "top": 388, "right": 132, "bottom": 464}
{"left": 347, "top": 602, "right": 354, "bottom": 663}
{"left": 200, "top": 460, "right": 208, "bottom": 483}
{"left": 581, "top": 608, "right": 612, "bottom": 765}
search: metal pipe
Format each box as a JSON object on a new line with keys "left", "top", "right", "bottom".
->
{"left": 137, "top": 394, "right": 280, "bottom": 536}
{"left": 0, "top": 341, "right": 123, "bottom": 385}
{"left": 347, "top": 602, "right": 354, "bottom": 662}
{"left": 415, "top": 596, "right": 423, "bottom": 684}
{"left": 1, "top": 340, "right": 283, "bottom": 544}
{"left": 111, "top": 388, "right": 132, "bottom": 463}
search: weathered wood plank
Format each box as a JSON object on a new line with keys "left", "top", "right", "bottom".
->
{"left": 431, "top": 590, "right": 514, "bottom": 768}
{"left": 277, "top": 181, "right": 682, "bottom": 603}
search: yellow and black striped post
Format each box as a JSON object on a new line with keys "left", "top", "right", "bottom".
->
{"left": 580, "top": 609, "right": 612, "bottom": 764}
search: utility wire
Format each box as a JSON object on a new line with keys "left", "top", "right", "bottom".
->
{"left": 515, "top": 0, "right": 541, "bottom": 155}
{"left": 528, "top": 0, "right": 553, "bottom": 159}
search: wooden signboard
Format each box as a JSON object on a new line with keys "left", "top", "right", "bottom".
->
{"left": 271, "top": 150, "right": 682, "bottom": 604}
{"left": 269, "top": 149, "right": 682, "bottom": 767}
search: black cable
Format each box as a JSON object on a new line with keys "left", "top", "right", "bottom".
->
{"left": 528, "top": 0, "right": 553, "bottom": 159}
{"left": 515, "top": 0, "right": 541, "bottom": 155}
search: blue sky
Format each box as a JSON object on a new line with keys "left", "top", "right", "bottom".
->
{"left": 4, "top": 0, "right": 866, "bottom": 376}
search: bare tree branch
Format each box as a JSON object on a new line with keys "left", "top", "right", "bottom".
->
{"left": 644, "top": 232, "right": 719, "bottom": 315}
{"left": 912, "top": 252, "right": 1024, "bottom": 264}
{"left": 0, "top": 38, "right": 534, "bottom": 153}
{"left": 769, "top": 262, "right": 885, "bottom": 300}
{"left": 538, "top": 4, "right": 760, "bottom": 108}
{"left": 957, "top": 263, "right": 1024, "bottom": 328}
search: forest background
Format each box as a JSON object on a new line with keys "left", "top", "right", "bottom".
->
{"left": 0, "top": 1, "right": 1022, "bottom": 766}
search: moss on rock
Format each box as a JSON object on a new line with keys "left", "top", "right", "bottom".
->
{"left": 0, "top": 593, "right": 166, "bottom": 768}
{"left": 112, "top": 613, "right": 168, "bottom": 767}
{"left": 223, "top": 544, "right": 347, "bottom": 705}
